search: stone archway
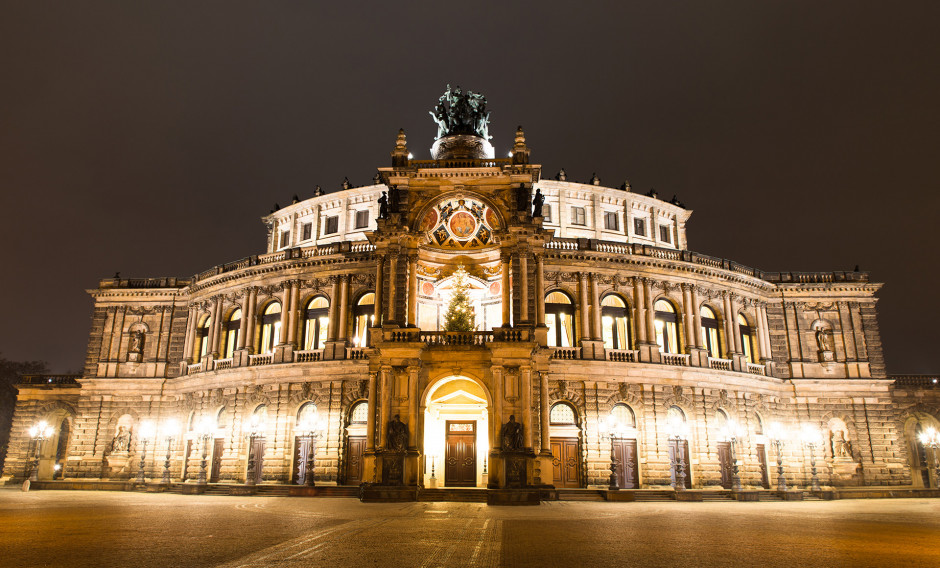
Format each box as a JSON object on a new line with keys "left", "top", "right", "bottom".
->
{"left": 422, "top": 376, "right": 490, "bottom": 488}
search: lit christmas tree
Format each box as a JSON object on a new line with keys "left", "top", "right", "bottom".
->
{"left": 443, "top": 266, "right": 475, "bottom": 332}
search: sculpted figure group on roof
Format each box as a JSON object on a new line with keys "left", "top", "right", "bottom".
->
{"left": 429, "top": 84, "right": 491, "bottom": 141}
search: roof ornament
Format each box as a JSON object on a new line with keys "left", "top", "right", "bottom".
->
{"left": 342, "top": 177, "right": 351, "bottom": 190}
{"left": 313, "top": 185, "right": 322, "bottom": 197}
{"left": 647, "top": 188, "right": 658, "bottom": 199}
{"left": 590, "top": 173, "right": 601, "bottom": 185}
{"left": 429, "top": 84, "right": 491, "bottom": 140}
{"left": 555, "top": 168, "right": 567, "bottom": 181}
{"left": 621, "top": 180, "right": 632, "bottom": 191}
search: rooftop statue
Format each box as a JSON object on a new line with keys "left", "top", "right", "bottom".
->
{"left": 429, "top": 84, "right": 492, "bottom": 140}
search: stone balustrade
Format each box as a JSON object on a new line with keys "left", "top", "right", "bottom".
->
{"left": 708, "top": 357, "right": 732, "bottom": 371}
{"left": 551, "top": 347, "right": 581, "bottom": 360}
{"left": 248, "top": 353, "right": 273, "bottom": 366}
{"left": 606, "top": 349, "right": 638, "bottom": 362}
{"left": 747, "top": 363, "right": 767, "bottom": 376}
{"left": 213, "top": 358, "right": 233, "bottom": 370}
{"left": 662, "top": 353, "right": 691, "bottom": 367}
{"left": 295, "top": 349, "right": 324, "bottom": 363}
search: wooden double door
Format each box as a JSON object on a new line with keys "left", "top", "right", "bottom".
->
{"left": 611, "top": 438, "right": 639, "bottom": 489}
{"left": 248, "top": 437, "right": 266, "bottom": 484}
{"left": 718, "top": 441, "right": 734, "bottom": 489}
{"left": 551, "top": 437, "right": 581, "bottom": 488}
{"left": 293, "top": 436, "right": 317, "bottom": 485}
{"left": 209, "top": 438, "right": 225, "bottom": 483}
{"left": 444, "top": 421, "right": 477, "bottom": 487}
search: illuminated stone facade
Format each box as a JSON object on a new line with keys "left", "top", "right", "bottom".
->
{"left": 3, "top": 99, "right": 939, "bottom": 495}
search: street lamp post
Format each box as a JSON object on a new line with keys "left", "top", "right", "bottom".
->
{"left": 295, "top": 416, "right": 326, "bottom": 487}
{"left": 918, "top": 426, "right": 940, "bottom": 488}
{"left": 195, "top": 417, "right": 214, "bottom": 485}
{"left": 766, "top": 421, "right": 788, "bottom": 492}
{"left": 720, "top": 420, "right": 746, "bottom": 492}
{"left": 666, "top": 419, "right": 690, "bottom": 491}
{"left": 246, "top": 414, "right": 264, "bottom": 486}
{"left": 27, "top": 421, "right": 55, "bottom": 482}
{"left": 801, "top": 424, "right": 823, "bottom": 492}
{"left": 136, "top": 420, "right": 156, "bottom": 484}
{"left": 160, "top": 418, "right": 179, "bottom": 484}
{"left": 600, "top": 415, "right": 626, "bottom": 491}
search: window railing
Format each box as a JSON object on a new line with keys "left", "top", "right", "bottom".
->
{"left": 213, "top": 358, "right": 233, "bottom": 370}
{"left": 606, "top": 349, "right": 638, "bottom": 362}
{"left": 746, "top": 363, "right": 766, "bottom": 376}
{"left": 186, "top": 362, "right": 203, "bottom": 375}
{"left": 248, "top": 353, "right": 273, "bottom": 366}
{"left": 662, "top": 353, "right": 691, "bottom": 366}
{"left": 707, "top": 357, "right": 732, "bottom": 371}
{"left": 551, "top": 347, "right": 581, "bottom": 360}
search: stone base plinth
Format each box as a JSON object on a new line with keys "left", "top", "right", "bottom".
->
{"left": 487, "top": 489, "right": 540, "bottom": 506}
{"left": 360, "top": 485, "right": 416, "bottom": 502}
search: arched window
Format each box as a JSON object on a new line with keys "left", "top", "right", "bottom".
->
{"left": 545, "top": 291, "right": 576, "bottom": 348}
{"left": 550, "top": 402, "right": 577, "bottom": 425}
{"left": 222, "top": 309, "right": 241, "bottom": 359}
{"left": 216, "top": 407, "right": 228, "bottom": 430}
{"left": 353, "top": 293, "right": 375, "bottom": 347}
{"left": 610, "top": 403, "right": 636, "bottom": 429}
{"left": 654, "top": 300, "right": 680, "bottom": 354}
{"left": 738, "top": 313, "right": 755, "bottom": 363}
{"left": 259, "top": 302, "right": 282, "bottom": 354}
{"left": 715, "top": 408, "right": 728, "bottom": 430}
{"left": 700, "top": 305, "right": 721, "bottom": 357}
{"left": 754, "top": 413, "right": 764, "bottom": 436}
{"left": 297, "top": 402, "right": 318, "bottom": 429}
{"left": 601, "top": 295, "right": 630, "bottom": 349}
{"left": 302, "top": 297, "right": 329, "bottom": 350}
{"left": 195, "top": 316, "right": 211, "bottom": 359}
{"left": 349, "top": 401, "right": 369, "bottom": 424}
{"left": 251, "top": 404, "right": 268, "bottom": 433}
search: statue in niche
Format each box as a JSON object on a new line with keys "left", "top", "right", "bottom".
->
{"left": 815, "top": 327, "right": 833, "bottom": 352}
{"left": 831, "top": 429, "right": 853, "bottom": 459}
{"left": 111, "top": 425, "right": 131, "bottom": 453}
{"left": 128, "top": 330, "right": 144, "bottom": 354}
{"left": 378, "top": 192, "right": 389, "bottom": 219}
{"left": 500, "top": 415, "right": 524, "bottom": 452}
{"left": 387, "top": 415, "right": 408, "bottom": 453}
{"left": 532, "top": 188, "right": 544, "bottom": 217}
{"left": 389, "top": 185, "right": 401, "bottom": 213}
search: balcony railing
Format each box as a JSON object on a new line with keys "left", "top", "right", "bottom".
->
{"left": 186, "top": 362, "right": 203, "bottom": 375}
{"left": 295, "top": 349, "right": 324, "bottom": 363}
{"left": 421, "top": 331, "right": 493, "bottom": 346}
{"left": 346, "top": 347, "right": 367, "bottom": 359}
{"left": 747, "top": 363, "right": 766, "bottom": 376}
{"left": 662, "top": 353, "right": 691, "bottom": 367}
{"left": 892, "top": 375, "right": 940, "bottom": 388}
{"left": 248, "top": 353, "right": 274, "bottom": 366}
{"left": 606, "top": 349, "right": 638, "bottom": 363}
{"left": 708, "top": 357, "right": 732, "bottom": 372}
{"left": 213, "top": 358, "right": 233, "bottom": 370}
{"left": 551, "top": 347, "right": 581, "bottom": 360}
{"left": 18, "top": 374, "right": 81, "bottom": 386}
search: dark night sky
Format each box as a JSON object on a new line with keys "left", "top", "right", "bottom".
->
{"left": 1, "top": 2, "right": 937, "bottom": 374}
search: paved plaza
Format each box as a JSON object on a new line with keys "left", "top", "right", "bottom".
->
{"left": 0, "top": 490, "right": 938, "bottom": 567}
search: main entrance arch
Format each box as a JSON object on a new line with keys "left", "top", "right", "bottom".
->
{"left": 422, "top": 376, "right": 489, "bottom": 488}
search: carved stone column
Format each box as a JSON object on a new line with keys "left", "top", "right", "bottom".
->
{"left": 633, "top": 278, "right": 647, "bottom": 344}
{"left": 590, "top": 273, "right": 602, "bottom": 340}
{"left": 286, "top": 281, "right": 299, "bottom": 346}
{"left": 208, "top": 297, "right": 222, "bottom": 357}
{"left": 407, "top": 254, "right": 418, "bottom": 327}
{"left": 535, "top": 255, "right": 545, "bottom": 326}
{"left": 578, "top": 273, "right": 590, "bottom": 343}
{"left": 183, "top": 306, "right": 196, "bottom": 361}
{"left": 691, "top": 286, "right": 703, "bottom": 349}
{"left": 338, "top": 275, "right": 349, "bottom": 341}
{"left": 519, "top": 254, "right": 529, "bottom": 323}
{"left": 731, "top": 294, "right": 743, "bottom": 354}
{"left": 722, "top": 291, "right": 736, "bottom": 357}
{"left": 501, "top": 253, "right": 511, "bottom": 327}
{"left": 366, "top": 371, "right": 377, "bottom": 452}
{"left": 388, "top": 253, "right": 399, "bottom": 325}
{"left": 374, "top": 255, "right": 385, "bottom": 327}
{"left": 245, "top": 288, "right": 258, "bottom": 353}
{"left": 379, "top": 366, "right": 391, "bottom": 449}
{"left": 759, "top": 303, "right": 772, "bottom": 360}
{"left": 539, "top": 372, "right": 550, "bottom": 454}
{"left": 237, "top": 294, "right": 250, "bottom": 350}
{"left": 279, "top": 284, "right": 291, "bottom": 345}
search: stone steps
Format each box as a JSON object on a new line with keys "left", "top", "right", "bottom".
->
{"left": 418, "top": 488, "right": 488, "bottom": 502}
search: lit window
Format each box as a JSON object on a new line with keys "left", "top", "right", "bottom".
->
{"left": 195, "top": 316, "right": 211, "bottom": 359}
{"left": 571, "top": 206, "right": 586, "bottom": 226}
{"left": 355, "top": 210, "right": 369, "bottom": 229}
{"left": 259, "top": 302, "right": 282, "bottom": 354}
{"left": 324, "top": 216, "right": 339, "bottom": 235}
{"left": 223, "top": 309, "right": 241, "bottom": 359}
{"left": 738, "top": 313, "right": 755, "bottom": 363}
{"left": 216, "top": 407, "right": 228, "bottom": 429}
{"left": 659, "top": 224, "right": 672, "bottom": 244}
{"left": 301, "top": 222, "right": 312, "bottom": 241}
{"left": 545, "top": 291, "right": 575, "bottom": 347}
{"left": 297, "top": 402, "right": 318, "bottom": 426}
{"left": 302, "top": 297, "right": 329, "bottom": 350}
{"left": 353, "top": 293, "right": 376, "bottom": 347}
{"left": 350, "top": 401, "right": 368, "bottom": 424}
{"left": 279, "top": 230, "right": 290, "bottom": 248}
{"left": 633, "top": 217, "right": 646, "bottom": 237}
{"left": 601, "top": 295, "right": 630, "bottom": 349}
{"left": 604, "top": 211, "right": 619, "bottom": 231}
{"left": 654, "top": 299, "right": 680, "bottom": 354}
{"left": 550, "top": 402, "right": 576, "bottom": 425}
{"left": 611, "top": 403, "right": 636, "bottom": 429}
{"left": 700, "top": 306, "right": 721, "bottom": 357}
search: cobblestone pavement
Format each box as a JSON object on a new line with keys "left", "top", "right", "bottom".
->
{"left": 1, "top": 490, "right": 939, "bottom": 567}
